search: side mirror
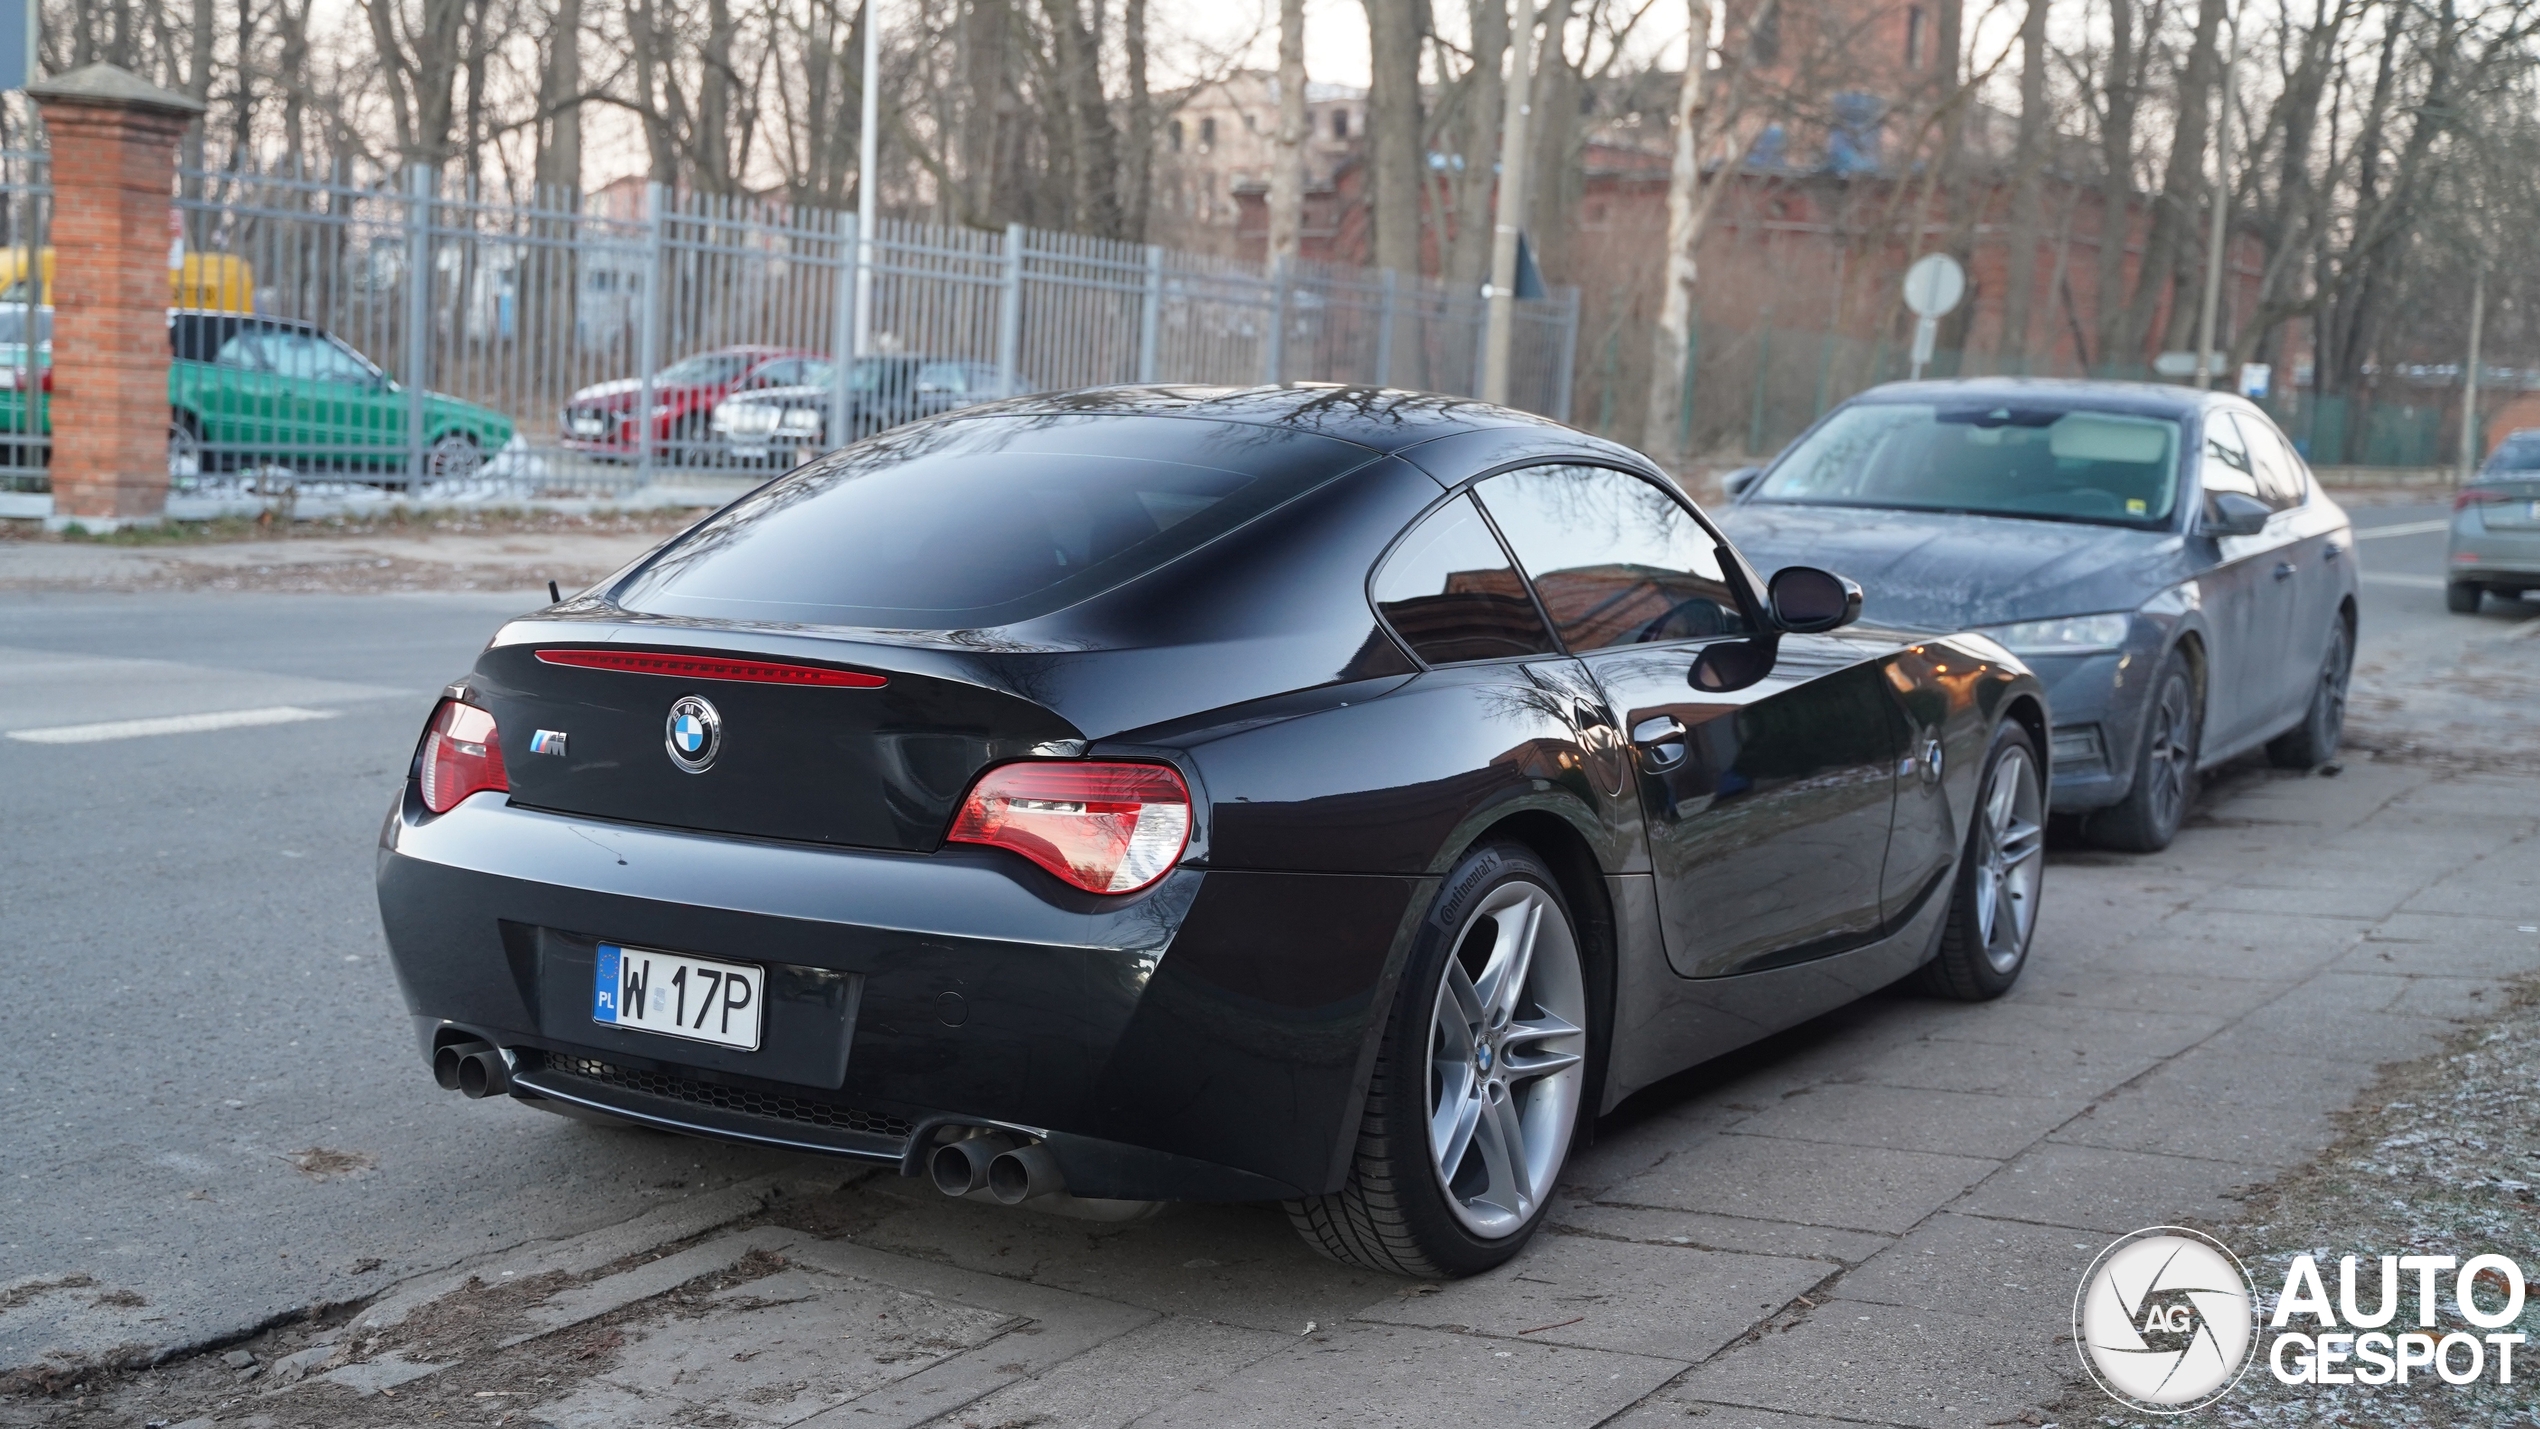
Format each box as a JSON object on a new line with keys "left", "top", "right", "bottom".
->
{"left": 1690, "top": 635, "right": 1779, "bottom": 693}
{"left": 2205, "top": 490, "right": 2270, "bottom": 537}
{"left": 1768, "top": 566, "right": 1863, "bottom": 633}
{"left": 1719, "top": 466, "right": 1764, "bottom": 499}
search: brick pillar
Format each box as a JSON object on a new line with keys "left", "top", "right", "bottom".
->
{"left": 27, "top": 64, "right": 204, "bottom": 531}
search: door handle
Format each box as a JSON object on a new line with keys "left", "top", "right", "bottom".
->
{"left": 2273, "top": 561, "right": 2299, "bottom": 581}
{"left": 1631, "top": 715, "right": 1688, "bottom": 771}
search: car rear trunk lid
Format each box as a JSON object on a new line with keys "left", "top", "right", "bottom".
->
{"left": 465, "top": 631, "right": 1079, "bottom": 852}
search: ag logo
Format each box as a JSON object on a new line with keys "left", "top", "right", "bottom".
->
{"left": 664, "top": 694, "right": 723, "bottom": 773}
{"left": 2074, "top": 1227, "right": 2258, "bottom": 1412}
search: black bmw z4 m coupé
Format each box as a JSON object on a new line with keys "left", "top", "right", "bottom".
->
{"left": 378, "top": 386, "right": 2048, "bottom": 1277}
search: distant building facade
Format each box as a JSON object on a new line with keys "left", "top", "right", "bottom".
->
{"left": 1153, "top": 72, "right": 1365, "bottom": 256}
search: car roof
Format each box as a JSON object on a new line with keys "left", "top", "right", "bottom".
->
{"left": 1845, "top": 376, "right": 2216, "bottom": 418}
{"left": 937, "top": 384, "right": 1582, "bottom": 455}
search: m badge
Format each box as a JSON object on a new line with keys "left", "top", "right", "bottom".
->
{"left": 530, "top": 729, "right": 570, "bottom": 756}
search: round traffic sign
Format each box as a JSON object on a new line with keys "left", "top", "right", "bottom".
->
{"left": 1903, "top": 253, "right": 1967, "bottom": 318}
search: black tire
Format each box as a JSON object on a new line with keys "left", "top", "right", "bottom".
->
{"left": 2085, "top": 650, "right": 2200, "bottom": 853}
{"left": 2267, "top": 618, "right": 2352, "bottom": 769}
{"left": 1286, "top": 844, "right": 1591, "bottom": 1279}
{"left": 2447, "top": 581, "right": 2483, "bottom": 614}
{"left": 1916, "top": 722, "right": 2045, "bottom": 1001}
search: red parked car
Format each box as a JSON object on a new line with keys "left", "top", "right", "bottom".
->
{"left": 561, "top": 346, "right": 826, "bottom": 461}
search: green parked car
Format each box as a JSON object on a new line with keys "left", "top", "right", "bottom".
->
{"left": 0, "top": 309, "right": 516, "bottom": 481}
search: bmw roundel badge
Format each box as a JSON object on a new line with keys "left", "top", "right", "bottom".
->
{"left": 665, "top": 694, "right": 723, "bottom": 773}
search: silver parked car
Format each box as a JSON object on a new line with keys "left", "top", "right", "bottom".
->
{"left": 2447, "top": 429, "right": 2540, "bottom": 613}
{"left": 713, "top": 357, "right": 1032, "bottom": 464}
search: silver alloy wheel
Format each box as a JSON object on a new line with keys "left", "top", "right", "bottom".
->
{"left": 1426, "top": 881, "right": 1588, "bottom": 1239}
{"left": 2145, "top": 674, "right": 2194, "bottom": 833}
{"left": 1972, "top": 746, "right": 2046, "bottom": 973}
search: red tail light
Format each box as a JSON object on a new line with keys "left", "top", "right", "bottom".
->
{"left": 947, "top": 761, "right": 1191, "bottom": 894}
{"left": 2456, "top": 487, "right": 2508, "bottom": 510}
{"left": 418, "top": 699, "right": 509, "bottom": 813}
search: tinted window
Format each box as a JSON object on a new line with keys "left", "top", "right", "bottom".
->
{"left": 244, "top": 332, "right": 374, "bottom": 384}
{"left": 1754, "top": 401, "right": 2182, "bottom": 527}
{"left": 1370, "top": 495, "right": 1557, "bottom": 665}
{"left": 2199, "top": 411, "right": 2260, "bottom": 511}
{"left": 1475, "top": 464, "right": 1751, "bottom": 650}
{"left": 2233, "top": 412, "right": 2306, "bottom": 510}
{"left": 617, "top": 417, "right": 1363, "bottom": 628}
{"left": 656, "top": 352, "right": 749, "bottom": 385}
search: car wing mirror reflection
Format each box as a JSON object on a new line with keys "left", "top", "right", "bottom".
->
{"left": 1689, "top": 635, "right": 1779, "bottom": 693}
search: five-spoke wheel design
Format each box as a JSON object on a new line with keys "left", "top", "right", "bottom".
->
{"left": 1425, "top": 881, "right": 1588, "bottom": 1239}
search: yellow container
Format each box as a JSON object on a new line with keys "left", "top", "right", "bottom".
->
{"left": 0, "top": 247, "right": 258, "bottom": 312}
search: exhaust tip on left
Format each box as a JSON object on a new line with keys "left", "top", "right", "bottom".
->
{"left": 439, "top": 1044, "right": 512, "bottom": 1099}
{"left": 433, "top": 1039, "right": 492, "bottom": 1092}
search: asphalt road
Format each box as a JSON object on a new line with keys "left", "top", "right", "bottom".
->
{"left": 0, "top": 497, "right": 2525, "bottom": 1375}
{"left": 0, "top": 591, "right": 804, "bottom": 1371}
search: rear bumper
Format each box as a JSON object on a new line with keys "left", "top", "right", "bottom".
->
{"left": 376, "top": 791, "right": 1421, "bottom": 1200}
{"left": 2449, "top": 535, "right": 2540, "bottom": 586}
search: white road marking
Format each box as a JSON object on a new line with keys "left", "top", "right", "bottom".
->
{"left": 7, "top": 705, "right": 342, "bottom": 745}
{"left": 2351, "top": 519, "right": 2453, "bottom": 539}
{"left": 2361, "top": 573, "right": 2448, "bottom": 590}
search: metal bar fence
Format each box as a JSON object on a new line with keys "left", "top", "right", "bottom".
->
{"left": 24, "top": 164, "right": 1578, "bottom": 501}
{"left": 0, "top": 146, "right": 48, "bottom": 492}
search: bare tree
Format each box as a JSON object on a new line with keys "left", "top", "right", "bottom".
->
{"left": 1364, "top": 0, "right": 1429, "bottom": 278}
{"left": 1266, "top": 0, "right": 1308, "bottom": 263}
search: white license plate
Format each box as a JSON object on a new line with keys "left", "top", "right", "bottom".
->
{"left": 594, "top": 944, "right": 763, "bottom": 1050}
{"left": 571, "top": 418, "right": 604, "bottom": 436}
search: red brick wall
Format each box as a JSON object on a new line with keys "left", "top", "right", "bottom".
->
{"left": 36, "top": 99, "right": 192, "bottom": 525}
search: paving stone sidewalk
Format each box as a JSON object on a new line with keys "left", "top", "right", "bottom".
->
{"left": 23, "top": 755, "right": 2531, "bottom": 1429}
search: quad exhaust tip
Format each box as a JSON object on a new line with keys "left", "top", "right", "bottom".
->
{"left": 928, "top": 1130, "right": 1067, "bottom": 1203}
{"left": 986, "top": 1143, "right": 1062, "bottom": 1205}
{"left": 433, "top": 1040, "right": 512, "bottom": 1099}
{"left": 929, "top": 1132, "right": 1016, "bottom": 1198}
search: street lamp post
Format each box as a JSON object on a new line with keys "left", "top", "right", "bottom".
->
{"left": 855, "top": 0, "right": 879, "bottom": 361}
{"left": 1480, "top": 0, "right": 1538, "bottom": 406}
{"left": 2192, "top": 7, "right": 2240, "bottom": 390}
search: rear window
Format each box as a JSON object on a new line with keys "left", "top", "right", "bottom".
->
{"left": 615, "top": 416, "right": 1367, "bottom": 628}
{"left": 2483, "top": 436, "right": 2540, "bottom": 474}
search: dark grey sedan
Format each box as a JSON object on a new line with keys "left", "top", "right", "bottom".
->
{"left": 1715, "top": 379, "right": 2357, "bottom": 852}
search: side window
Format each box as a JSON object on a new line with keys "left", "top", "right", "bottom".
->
{"left": 2234, "top": 412, "right": 2308, "bottom": 510}
{"left": 917, "top": 362, "right": 966, "bottom": 394}
{"left": 1371, "top": 495, "right": 1558, "bottom": 665}
{"left": 750, "top": 359, "right": 801, "bottom": 388}
{"left": 1474, "top": 463, "right": 1753, "bottom": 651}
{"left": 2198, "top": 411, "right": 2259, "bottom": 515}
{"left": 212, "top": 332, "right": 266, "bottom": 370}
